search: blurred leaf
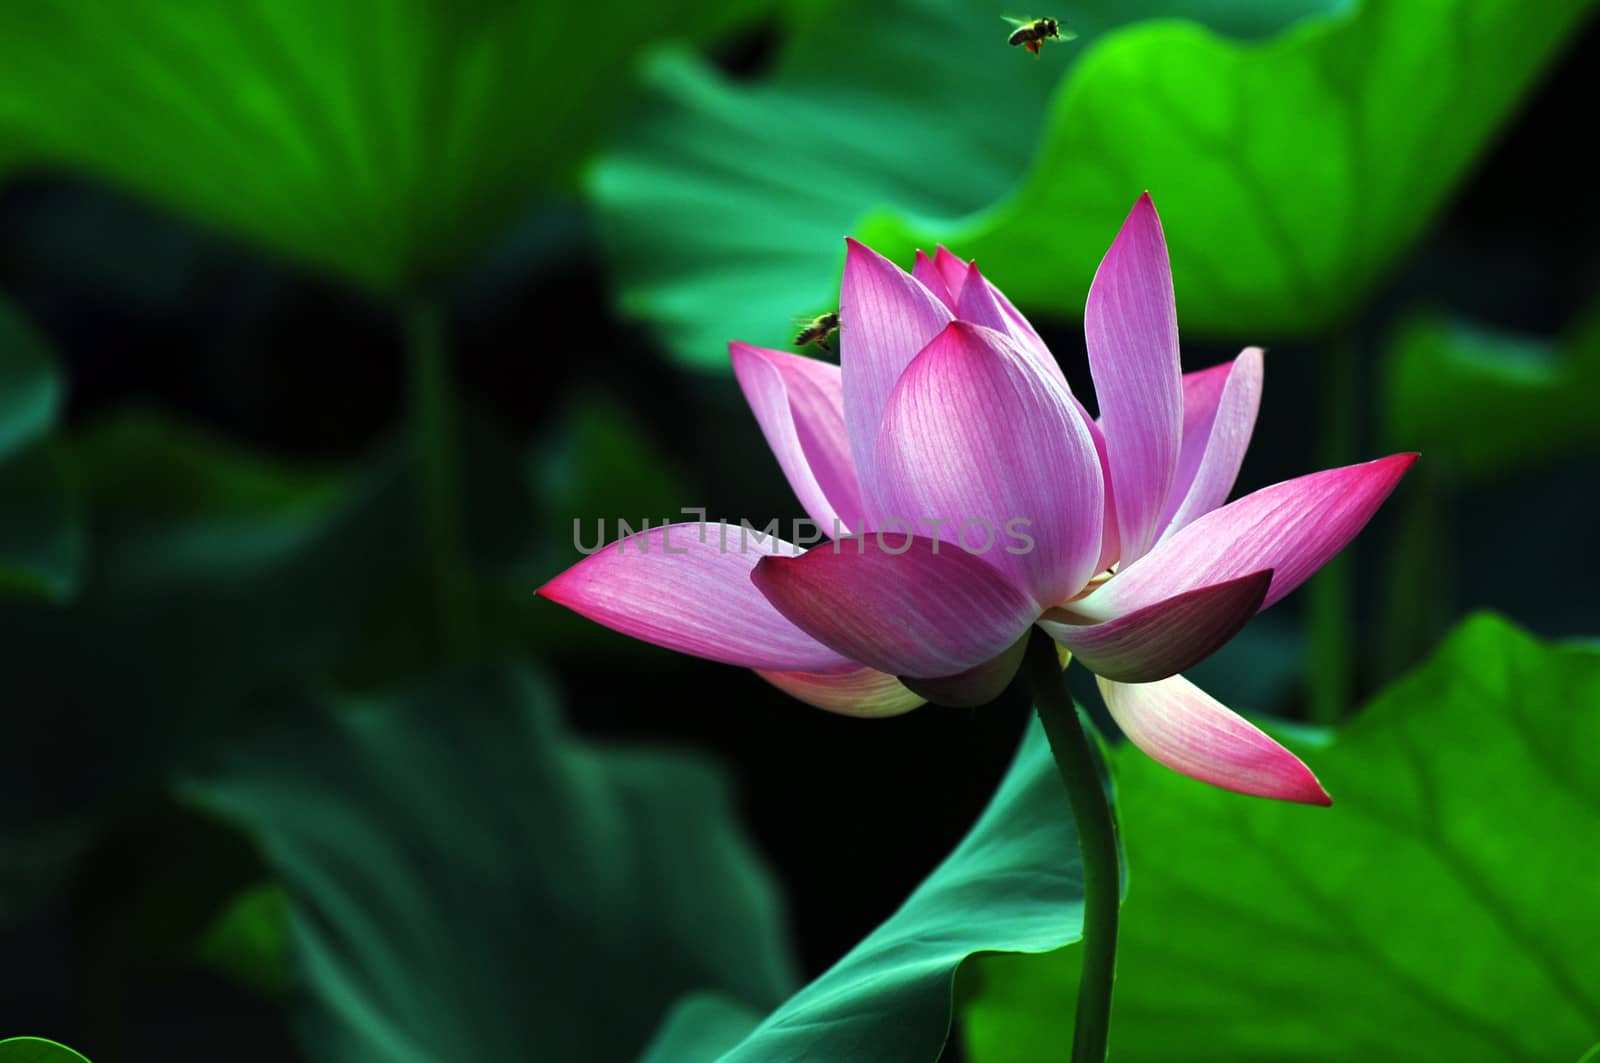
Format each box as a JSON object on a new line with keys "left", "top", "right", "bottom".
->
{"left": 72, "top": 413, "right": 348, "bottom": 522}
{"left": 963, "top": 614, "right": 1600, "bottom": 1063}
{"left": 58, "top": 796, "right": 275, "bottom": 1045}
{"left": 868, "top": 0, "right": 1593, "bottom": 335}
{"left": 0, "top": 441, "right": 80, "bottom": 601}
{"left": 1180, "top": 612, "right": 1304, "bottom": 717}
{"left": 1381, "top": 309, "right": 1600, "bottom": 480}
{"left": 0, "top": 302, "right": 59, "bottom": 455}
{"left": 596, "top": 0, "right": 1589, "bottom": 368}
{"left": 592, "top": 0, "right": 1339, "bottom": 368}
{"left": 187, "top": 668, "right": 798, "bottom": 1063}
{"left": 0, "top": 412, "right": 397, "bottom": 925}
{"left": 0, "top": 1038, "right": 92, "bottom": 1063}
{"left": 44, "top": 412, "right": 393, "bottom": 715}
{"left": 193, "top": 882, "right": 292, "bottom": 1000}
{"left": 329, "top": 395, "right": 691, "bottom": 684}
{"left": 0, "top": 0, "right": 770, "bottom": 293}
{"left": 642, "top": 712, "right": 1089, "bottom": 1062}
{"left": 640, "top": 994, "right": 762, "bottom": 1063}
{"left": 532, "top": 393, "right": 692, "bottom": 555}
{"left": 0, "top": 301, "right": 80, "bottom": 600}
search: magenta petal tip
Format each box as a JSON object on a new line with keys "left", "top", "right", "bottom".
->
{"left": 1304, "top": 777, "right": 1334, "bottom": 807}
{"left": 1098, "top": 672, "right": 1334, "bottom": 806}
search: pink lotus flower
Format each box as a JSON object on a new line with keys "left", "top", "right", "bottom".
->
{"left": 540, "top": 195, "right": 1414, "bottom": 805}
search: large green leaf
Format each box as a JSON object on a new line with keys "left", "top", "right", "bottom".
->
{"left": 0, "top": 412, "right": 396, "bottom": 924}
{"left": 641, "top": 711, "right": 1091, "bottom": 1062}
{"left": 0, "top": 0, "right": 767, "bottom": 293}
{"left": 591, "top": 0, "right": 1339, "bottom": 368}
{"left": 963, "top": 614, "right": 1600, "bottom": 1063}
{"left": 0, "top": 301, "right": 79, "bottom": 600}
{"left": 0, "top": 1038, "right": 92, "bottom": 1063}
{"left": 868, "top": 0, "right": 1593, "bottom": 335}
{"left": 1381, "top": 308, "right": 1600, "bottom": 480}
{"left": 187, "top": 668, "right": 798, "bottom": 1063}
{"left": 596, "top": 0, "right": 1589, "bottom": 368}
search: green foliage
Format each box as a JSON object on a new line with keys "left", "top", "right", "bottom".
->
{"left": 531, "top": 394, "right": 693, "bottom": 562}
{"left": 1382, "top": 308, "right": 1600, "bottom": 480}
{"left": 962, "top": 614, "right": 1600, "bottom": 1063}
{"left": 187, "top": 668, "right": 798, "bottom": 1063}
{"left": 193, "top": 882, "right": 293, "bottom": 1000}
{"left": 871, "top": 0, "right": 1592, "bottom": 334}
{"left": 0, "top": 301, "right": 80, "bottom": 600}
{"left": 0, "top": 0, "right": 770, "bottom": 292}
{"left": 0, "top": 1038, "right": 92, "bottom": 1063}
{"left": 0, "top": 413, "right": 396, "bottom": 925}
{"left": 640, "top": 713, "right": 1092, "bottom": 1062}
{"left": 594, "top": 0, "right": 1589, "bottom": 368}
{"left": 0, "top": 374, "right": 706, "bottom": 925}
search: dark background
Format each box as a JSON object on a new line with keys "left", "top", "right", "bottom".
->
{"left": 0, "top": 13, "right": 1595, "bottom": 1063}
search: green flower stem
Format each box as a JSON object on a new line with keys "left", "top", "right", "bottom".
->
{"left": 1023, "top": 628, "right": 1120, "bottom": 1062}
{"left": 405, "top": 301, "right": 474, "bottom": 662}
{"left": 1307, "top": 335, "right": 1358, "bottom": 724}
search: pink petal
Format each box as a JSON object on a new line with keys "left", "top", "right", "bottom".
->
{"left": 755, "top": 665, "right": 925, "bottom": 718}
{"left": 933, "top": 246, "right": 971, "bottom": 303}
{"left": 955, "top": 260, "right": 1014, "bottom": 333}
{"left": 956, "top": 262, "right": 1068, "bottom": 391}
{"left": 987, "top": 273, "right": 1056, "bottom": 369}
{"left": 1084, "top": 454, "right": 1418, "bottom": 617}
{"left": 899, "top": 632, "right": 1029, "bottom": 708}
{"left": 1040, "top": 570, "right": 1271, "bottom": 683}
{"left": 1098, "top": 674, "right": 1331, "bottom": 805}
{"left": 1085, "top": 193, "right": 1183, "bottom": 567}
{"left": 540, "top": 523, "right": 854, "bottom": 671}
{"left": 1075, "top": 396, "right": 1120, "bottom": 574}
{"left": 731, "top": 342, "right": 865, "bottom": 536}
{"left": 1158, "top": 348, "right": 1264, "bottom": 540}
{"left": 840, "top": 239, "right": 954, "bottom": 515}
{"left": 750, "top": 535, "right": 1039, "bottom": 678}
{"left": 912, "top": 250, "right": 958, "bottom": 311}
{"left": 873, "top": 321, "right": 1104, "bottom": 608}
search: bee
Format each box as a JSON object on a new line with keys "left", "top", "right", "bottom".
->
{"left": 793, "top": 310, "right": 840, "bottom": 352}
{"left": 1003, "top": 16, "right": 1075, "bottom": 55}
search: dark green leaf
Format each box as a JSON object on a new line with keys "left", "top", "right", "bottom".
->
{"left": 1381, "top": 309, "right": 1600, "bottom": 480}
{"left": 0, "top": 413, "right": 397, "bottom": 925}
{"left": 187, "top": 668, "right": 798, "bottom": 1063}
{"left": 0, "top": 0, "right": 770, "bottom": 292}
{"left": 643, "top": 712, "right": 1089, "bottom": 1061}
{"left": 640, "top": 994, "right": 762, "bottom": 1063}
{"left": 0, "top": 301, "right": 60, "bottom": 455}
{"left": 865, "top": 0, "right": 1593, "bottom": 336}
{"left": 0, "top": 440, "right": 80, "bottom": 601}
{"left": 193, "top": 882, "right": 292, "bottom": 1000}
{"left": 596, "top": 0, "right": 1586, "bottom": 368}
{"left": 531, "top": 394, "right": 693, "bottom": 560}
{"left": 0, "top": 1038, "right": 93, "bottom": 1063}
{"left": 0, "top": 301, "right": 79, "bottom": 600}
{"left": 963, "top": 614, "right": 1600, "bottom": 1063}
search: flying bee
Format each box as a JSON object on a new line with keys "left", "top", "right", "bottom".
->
{"left": 1003, "top": 16, "right": 1076, "bottom": 55}
{"left": 793, "top": 310, "right": 840, "bottom": 352}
